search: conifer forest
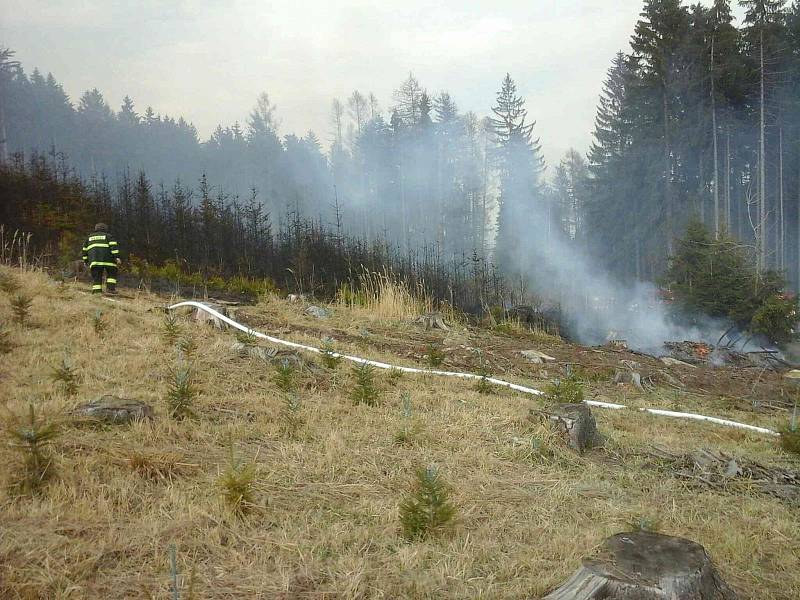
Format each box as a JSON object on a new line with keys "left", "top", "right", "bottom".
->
{"left": 4, "top": 3, "right": 800, "bottom": 599}
{"left": 3, "top": 1, "right": 800, "bottom": 327}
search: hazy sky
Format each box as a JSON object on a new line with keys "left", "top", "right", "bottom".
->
{"left": 2, "top": 0, "right": 743, "bottom": 171}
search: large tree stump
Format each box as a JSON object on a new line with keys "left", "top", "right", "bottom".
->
{"left": 544, "top": 531, "right": 737, "bottom": 600}
{"left": 193, "top": 303, "right": 229, "bottom": 330}
{"left": 536, "top": 402, "right": 604, "bottom": 454}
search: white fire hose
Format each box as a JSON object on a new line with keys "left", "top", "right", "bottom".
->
{"left": 168, "top": 301, "right": 779, "bottom": 437}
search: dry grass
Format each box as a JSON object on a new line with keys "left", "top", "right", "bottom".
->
{"left": 337, "top": 268, "right": 434, "bottom": 322}
{"left": 0, "top": 267, "right": 798, "bottom": 598}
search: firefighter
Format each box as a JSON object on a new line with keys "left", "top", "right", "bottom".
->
{"left": 81, "top": 223, "right": 121, "bottom": 294}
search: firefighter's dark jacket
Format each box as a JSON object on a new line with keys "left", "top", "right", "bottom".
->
{"left": 81, "top": 232, "right": 120, "bottom": 268}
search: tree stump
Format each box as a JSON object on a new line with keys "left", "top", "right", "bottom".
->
{"left": 416, "top": 312, "right": 449, "bottom": 330}
{"left": 519, "top": 349, "right": 556, "bottom": 364}
{"left": 538, "top": 402, "right": 604, "bottom": 454}
{"left": 544, "top": 531, "right": 737, "bottom": 600}
{"left": 193, "top": 303, "right": 229, "bottom": 330}
{"left": 74, "top": 395, "right": 154, "bottom": 424}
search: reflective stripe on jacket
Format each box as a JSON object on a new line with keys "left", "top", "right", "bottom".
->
{"left": 82, "top": 232, "right": 120, "bottom": 268}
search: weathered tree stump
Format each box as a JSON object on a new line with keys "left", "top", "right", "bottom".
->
{"left": 416, "top": 312, "right": 449, "bottom": 330}
{"left": 519, "top": 349, "right": 556, "bottom": 364}
{"left": 74, "top": 395, "right": 154, "bottom": 424}
{"left": 544, "top": 531, "right": 737, "bottom": 600}
{"left": 193, "top": 303, "right": 229, "bottom": 329}
{"left": 536, "top": 402, "right": 604, "bottom": 454}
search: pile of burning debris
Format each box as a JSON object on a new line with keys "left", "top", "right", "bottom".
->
{"left": 607, "top": 338, "right": 789, "bottom": 370}
{"left": 663, "top": 340, "right": 788, "bottom": 370}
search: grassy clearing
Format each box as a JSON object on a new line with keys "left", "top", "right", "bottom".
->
{"left": 0, "top": 267, "right": 798, "bottom": 598}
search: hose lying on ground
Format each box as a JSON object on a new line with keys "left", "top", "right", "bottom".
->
{"left": 168, "top": 301, "right": 779, "bottom": 437}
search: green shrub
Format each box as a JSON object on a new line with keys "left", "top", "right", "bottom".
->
{"left": 235, "top": 329, "right": 258, "bottom": 348}
{"left": 545, "top": 376, "right": 584, "bottom": 404}
{"left": 350, "top": 362, "right": 380, "bottom": 406}
{"left": 475, "top": 371, "right": 493, "bottom": 394}
{"left": 751, "top": 294, "right": 797, "bottom": 345}
{"left": 493, "top": 320, "right": 517, "bottom": 336}
{"left": 628, "top": 515, "right": 661, "bottom": 533}
{"left": 399, "top": 465, "right": 456, "bottom": 541}
{"left": 425, "top": 343, "right": 445, "bottom": 368}
{"left": 666, "top": 220, "right": 792, "bottom": 332}
{"left": 5, "top": 404, "right": 60, "bottom": 495}
{"left": 387, "top": 367, "right": 404, "bottom": 386}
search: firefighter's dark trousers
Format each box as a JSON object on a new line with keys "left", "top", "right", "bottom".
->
{"left": 90, "top": 265, "right": 118, "bottom": 294}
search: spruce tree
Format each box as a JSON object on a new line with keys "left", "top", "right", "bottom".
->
{"left": 490, "top": 73, "right": 545, "bottom": 274}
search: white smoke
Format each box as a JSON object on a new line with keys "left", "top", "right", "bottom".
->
{"left": 507, "top": 195, "right": 724, "bottom": 354}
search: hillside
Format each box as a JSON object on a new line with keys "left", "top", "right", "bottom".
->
{"left": 1, "top": 266, "right": 799, "bottom": 599}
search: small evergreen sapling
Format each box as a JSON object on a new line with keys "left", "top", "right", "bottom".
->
{"left": 10, "top": 293, "right": 33, "bottom": 326}
{"left": 272, "top": 360, "right": 297, "bottom": 394}
{"left": 393, "top": 392, "right": 417, "bottom": 446}
{"left": 166, "top": 365, "right": 197, "bottom": 420}
{"left": 399, "top": 465, "right": 456, "bottom": 541}
{"left": 545, "top": 375, "right": 584, "bottom": 404}
{"left": 279, "top": 393, "right": 304, "bottom": 438}
{"left": 218, "top": 438, "right": 256, "bottom": 515}
{"left": 320, "top": 339, "right": 342, "bottom": 369}
{"left": 350, "top": 362, "right": 380, "bottom": 406}
{"left": 0, "top": 326, "right": 13, "bottom": 354}
{"left": 162, "top": 313, "right": 182, "bottom": 345}
{"left": 387, "top": 367, "right": 404, "bottom": 386}
{"left": 425, "top": 343, "right": 445, "bottom": 367}
{"left": 177, "top": 335, "right": 198, "bottom": 359}
{"left": 5, "top": 404, "right": 60, "bottom": 495}
{"left": 51, "top": 355, "right": 79, "bottom": 398}
{"left": 473, "top": 351, "right": 493, "bottom": 394}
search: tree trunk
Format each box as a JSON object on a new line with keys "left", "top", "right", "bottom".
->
{"left": 544, "top": 531, "right": 737, "bottom": 600}
{"left": 0, "top": 99, "right": 7, "bottom": 164}
{"left": 725, "top": 126, "right": 731, "bottom": 232}
{"left": 778, "top": 127, "right": 784, "bottom": 271}
{"left": 711, "top": 37, "right": 720, "bottom": 239}
{"left": 758, "top": 30, "right": 766, "bottom": 273}
{"left": 663, "top": 86, "right": 673, "bottom": 254}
